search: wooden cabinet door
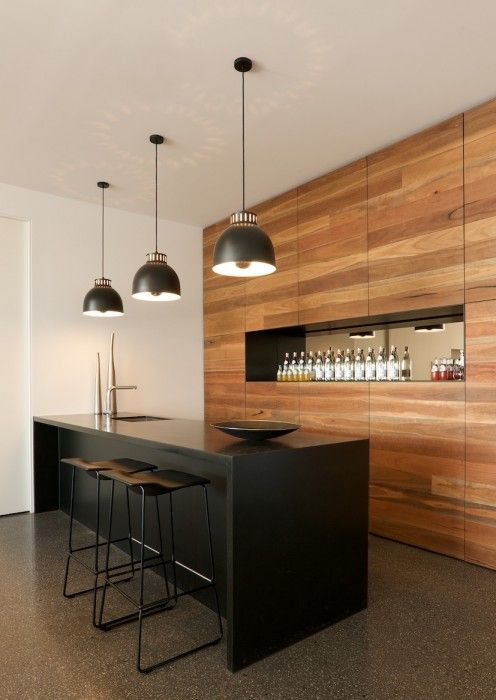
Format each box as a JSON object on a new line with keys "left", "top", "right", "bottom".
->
{"left": 465, "top": 99, "right": 496, "bottom": 302}
{"left": 203, "top": 221, "right": 246, "bottom": 338}
{"left": 299, "top": 382, "right": 369, "bottom": 440}
{"left": 367, "top": 116, "right": 464, "bottom": 314}
{"left": 245, "top": 382, "right": 299, "bottom": 423}
{"left": 298, "top": 160, "right": 368, "bottom": 324}
{"left": 245, "top": 190, "right": 298, "bottom": 331}
{"left": 204, "top": 333, "right": 246, "bottom": 422}
{"left": 465, "top": 299, "right": 496, "bottom": 568}
{"left": 369, "top": 382, "right": 465, "bottom": 558}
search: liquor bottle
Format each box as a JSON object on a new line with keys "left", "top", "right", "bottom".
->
{"left": 376, "top": 346, "right": 387, "bottom": 381}
{"left": 354, "top": 348, "right": 365, "bottom": 381}
{"left": 446, "top": 359, "right": 454, "bottom": 381}
{"left": 343, "top": 348, "right": 353, "bottom": 381}
{"left": 315, "top": 351, "right": 324, "bottom": 381}
{"left": 365, "top": 347, "right": 376, "bottom": 381}
{"left": 290, "top": 352, "right": 298, "bottom": 382}
{"left": 431, "top": 358, "right": 440, "bottom": 381}
{"left": 335, "top": 349, "right": 344, "bottom": 381}
{"left": 277, "top": 365, "right": 282, "bottom": 382}
{"left": 283, "top": 352, "right": 290, "bottom": 375}
{"left": 401, "top": 346, "right": 412, "bottom": 381}
{"left": 459, "top": 350, "right": 465, "bottom": 381}
{"left": 324, "top": 350, "right": 334, "bottom": 382}
{"left": 306, "top": 351, "right": 315, "bottom": 381}
{"left": 298, "top": 351, "right": 306, "bottom": 382}
{"left": 282, "top": 365, "right": 288, "bottom": 382}
{"left": 387, "top": 345, "right": 399, "bottom": 381}
{"left": 438, "top": 357, "right": 447, "bottom": 381}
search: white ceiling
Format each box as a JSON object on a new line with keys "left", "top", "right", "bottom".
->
{"left": 2, "top": 0, "right": 496, "bottom": 228}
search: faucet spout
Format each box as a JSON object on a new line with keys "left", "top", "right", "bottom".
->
{"left": 104, "top": 385, "right": 137, "bottom": 417}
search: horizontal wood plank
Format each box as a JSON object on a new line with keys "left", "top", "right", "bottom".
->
{"left": 245, "top": 382, "right": 300, "bottom": 422}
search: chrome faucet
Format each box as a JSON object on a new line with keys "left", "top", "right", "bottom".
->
{"left": 104, "top": 385, "right": 137, "bottom": 417}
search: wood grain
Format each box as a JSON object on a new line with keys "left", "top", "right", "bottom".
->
{"left": 297, "top": 159, "right": 368, "bottom": 323}
{"left": 367, "top": 116, "right": 464, "bottom": 314}
{"left": 204, "top": 221, "right": 246, "bottom": 338}
{"left": 246, "top": 382, "right": 299, "bottom": 423}
{"left": 465, "top": 299, "right": 496, "bottom": 568}
{"left": 245, "top": 190, "right": 299, "bottom": 331}
{"left": 464, "top": 99, "right": 496, "bottom": 302}
{"left": 299, "top": 382, "right": 370, "bottom": 439}
{"left": 369, "top": 382, "right": 465, "bottom": 558}
{"left": 204, "top": 371, "right": 246, "bottom": 422}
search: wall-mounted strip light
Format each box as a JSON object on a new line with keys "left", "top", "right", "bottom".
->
{"left": 349, "top": 331, "right": 376, "bottom": 339}
{"left": 414, "top": 324, "right": 445, "bottom": 333}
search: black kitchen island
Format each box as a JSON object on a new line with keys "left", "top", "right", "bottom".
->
{"left": 33, "top": 414, "right": 369, "bottom": 671}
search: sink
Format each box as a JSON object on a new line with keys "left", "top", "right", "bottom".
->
{"left": 113, "top": 415, "right": 169, "bottom": 422}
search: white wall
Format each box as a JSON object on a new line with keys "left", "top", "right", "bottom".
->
{"left": 0, "top": 181, "right": 204, "bottom": 421}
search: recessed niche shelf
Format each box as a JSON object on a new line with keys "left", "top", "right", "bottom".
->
{"left": 245, "top": 305, "right": 464, "bottom": 382}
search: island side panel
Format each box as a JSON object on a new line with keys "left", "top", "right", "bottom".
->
{"left": 228, "top": 439, "right": 369, "bottom": 671}
{"left": 33, "top": 420, "right": 60, "bottom": 512}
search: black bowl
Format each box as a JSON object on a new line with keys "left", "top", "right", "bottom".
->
{"left": 212, "top": 420, "right": 300, "bottom": 441}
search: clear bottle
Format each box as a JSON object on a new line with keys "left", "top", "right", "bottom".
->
{"left": 277, "top": 364, "right": 282, "bottom": 382}
{"left": 290, "top": 352, "right": 298, "bottom": 382}
{"left": 282, "top": 365, "right": 288, "bottom": 382}
{"left": 387, "top": 345, "right": 400, "bottom": 381}
{"left": 459, "top": 350, "right": 465, "bottom": 381}
{"left": 315, "top": 351, "right": 324, "bottom": 381}
{"left": 343, "top": 348, "right": 353, "bottom": 381}
{"left": 335, "top": 349, "right": 344, "bottom": 381}
{"left": 283, "top": 352, "right": 290, "bottom": 375}
{"left": 307, "top": 351, "right": 315, "bottom": 382}
{"left": 354, "top": 348, "right": 365, "bottom": 381}
{"left": 324, "top": 350, "right": 334, "bottom": 382}
{"left": 401, "top": 346, "right": 412, "bottom": 381}
{"left": 365, "top": 347, "right": 376, "bottom": 381}
{"left": 298, "top": 351, "right": 306, "bottom": 382}
{"left": 376, "top": 346, "right": 387, "bottom": 381}
{"left": 431, "top": 358, "right": 440, "bottom": 381}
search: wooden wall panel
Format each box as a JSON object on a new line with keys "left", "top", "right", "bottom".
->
{"left": 203, "top": 222, "right": 246, "bottom": 338}
{"left": 246, "top": 382, "right": 299, "bottom": 423}
{"left": 299, "top": 383, "right": 369, "bottom": 439}
{"left": 465, "top": 299, "right": 496, "bottom": 568}
{"left": 465, "top": 99, "right": 496, "bottom": 302}
{"left": 204, "top": 371, "right": 245, "bottom": 423}
{"left": 245, "top": 190, "right": 299, "bottom": 331}
{"left": 297, "top": 160, "right": 368, "bottom": 324}
{"left": 367, "top": 116, "right": 464, "bottom": 314}
{"left": 369, "top": 382, "right": 465, "bottom": 559}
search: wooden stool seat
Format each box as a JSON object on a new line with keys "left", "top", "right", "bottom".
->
{"left": 61, "top": 457, "right": 157, "bottom": 474}
{"left": 105, "top": 468, "right": 209, "bottom": 496}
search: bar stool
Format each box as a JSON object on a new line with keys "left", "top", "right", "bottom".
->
{"left": 97, "top": 468, "right": 223, "bottom": 673}
{"left": 61, "top": 457, "right": 157, "bottom": 625}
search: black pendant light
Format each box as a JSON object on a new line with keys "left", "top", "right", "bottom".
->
{"left": 213, "top": 57, "right": 276, "bottom": 277}
{"left": 132, "top": 135, "right": 181, "bottom": 301}
{"left": 83, "top": 181, "right": 124, "bottom": 317}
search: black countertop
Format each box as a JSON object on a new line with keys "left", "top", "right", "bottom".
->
{"left": 34, "top": 413, "right": 365, "bottom": 461}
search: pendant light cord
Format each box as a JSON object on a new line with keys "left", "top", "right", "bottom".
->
{"left": 155, "top": 141, "right": 158, "bottom": 252}
{"left": 101, "top": 185, "right": 105, "bottom": 279}
{"left": 242, "top": 70, "right": 245, "bottom": 212}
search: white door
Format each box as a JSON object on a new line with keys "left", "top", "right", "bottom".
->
{"left": 0, "top": 217, "right": 29, "bottom": 515}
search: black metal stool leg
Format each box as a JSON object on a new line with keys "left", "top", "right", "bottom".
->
{"left": 126, "top": 485, "right": 135, "bottom": 577}
{"left": 155, "top": 496, "right": 171, "bottom": 602}
{"left": 97, "top": 479, "right": 115, "bottom": 629}
{"left": 62, "top": 465, "right": 76, "bottom": 598}
{"left": 137, "top": 487, "right": 146, "bottom": 672}
{"left": 169, "top": 492, "right": 178, "bottom": 602}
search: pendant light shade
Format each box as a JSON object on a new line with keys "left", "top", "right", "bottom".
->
{"left": 83, "top": 182, "right": 124, "bottom": 317}
{"left": 132, "top": 135, "right": 181, "bottom": 301}
{"left": 213, "top": 57, "right": 276, "bottom": 278}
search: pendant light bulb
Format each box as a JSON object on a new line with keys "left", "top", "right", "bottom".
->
{"left": 213, "top": 57, "right": 276, "bottom": 278}
{"left": 83, "top": 182, "right": 124, "bottom": 317}
{"left": 132, "top": 135, "right": 181, "bottom": 301}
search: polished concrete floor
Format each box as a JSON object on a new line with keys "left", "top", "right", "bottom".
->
{"left": 1, "top": 511, "right": 496, "bottom": 700}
